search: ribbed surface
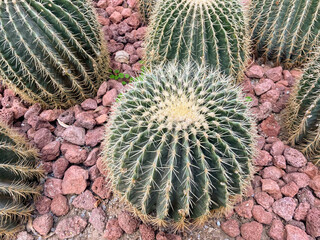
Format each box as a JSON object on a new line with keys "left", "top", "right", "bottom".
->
{"left": 285, "top": 51, "right": 320, "bottom": 165}
{"left": 0, "top": 0, "right": 109, "bottom": 108}
{"left": 250, "top": 0, "right": 320, "bottom": 68}
{"left": 0, "top": 122, "right": 42, "bottom": 237}
{"left": 103, "top": 63, "right": 256, "bottom": 229}
{"left": 144, "top": 0, "right": 249, "bottom": 81}
{"left": 138, "top": 0, "right": 155, "bottom": 23}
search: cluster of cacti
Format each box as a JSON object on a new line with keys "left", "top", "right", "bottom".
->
{"left": 284, "top": 51, "right": 320, "bottom": 165}
{"left": 144, "top": 0, "right": 250, "bottom": 81}
{"left": 0, "top": 0, "right": 109, "bottom": 108}
{"left": 103, "top": 63, "right": 256, "bottom": 229}
{"left": 0, "top": 122, "right": 42, "bottom": 238}
{"left": 137, "top": 0, "right": 155, "bottom": 23}
{"left": 250, "top": 0, "right": 320, "bottom": 68}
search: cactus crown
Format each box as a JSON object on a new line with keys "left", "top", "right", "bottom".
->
{"left": 250, "top": 0, "right": 320, "bottom": 68}
{"left": 144, "top": 0, "right": 250, "bottom": 81}
{"left": 284, "top": 50, "right": 320, "bottom": 165}
{"left": 103, "top": 63, "right": 257, "bottom": 229}
{"left": 0, "top": 122, "right": 42, "bottom": 237}
{"left": 0, "top": 0, "right": 109, "bottom": 108}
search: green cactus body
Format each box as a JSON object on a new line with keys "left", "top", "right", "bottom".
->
{"left": 103, "top": 63, "right": 256, "bottom": 229}
{"left": 0, "top": 0, "right": 109, "bottom": 108}
{"left": 144, "top": 0, "right": 249, "bottom": 81}
{"left": 285, "top": 51, "right": 320, "bottom": 165}
{"left": 138, "top": 0, "right": 156, "bottom": 23}
{"left": 0, "top": 122, "right": 42, "bottom": 237}
{"left": 250, "top": 0, "right": 320, "bottom": 68}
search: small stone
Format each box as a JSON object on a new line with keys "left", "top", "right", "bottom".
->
{"left": 72, "top": 190, "right": 97, "bottom": 210}
{"left": 86, "top": 126, "right": 105, "bottom": 147}
{"left": 235, "top": 199, "right": 254, "bottom": 219}
{"left": 104, "top": 218, "right": 123, "bottom": 240}
{"left": 309, "top": 175, "right": 320, "bottom": 192}
{"left": 139, "top": 224, "right": 155, "bottom": 240}
{"left": 281, "top": 181, "right": 299, "bottom": 197}
{"left": 306, "top": 207, "right": 320, "bottom": 237}
{"left": 89, "top": 165, "right": 101, "bottom": 181}
{"left": 64, "top": 145, "right": 88, "bottom": 164}
{"left": 221, "top": 219, "right": 240, "bottom": 237}
{"left": 261, "top": 179, "right": 280, "bottom": 194}
{"left": 97, "top": 0, "right": 108, "bottom": 8}
{"left": 84, "top": 148, "right": 100, "bottom": 167}
{"left": 283, "top": 173, "right": 310, "bottom": 189}
{"left": 273, "top": 155, "right": 286, "bottom": 169}
{"left": 92, "top": 177, "right": 112, "bottom": 199}
{"left": 89, "top": 207, "right": 106, "bottom": 233}
{"left": 254, "top": 150, "right": 273, "bottom": 166}
{"left": 34, "top": 128, "right": 54, "bottom": 149}
{"left": 284, "top": 147, "right": 307, "bottom": 168}
{"left": 110, "top": 11, "right": 122, "bottom": 23}
{"left": 75, "top": 112, "right": 96, "bottom": 130}
{"left": 33, "top": 213, "right": 53, "bottom": 236}
{"left": 52, "top": 158, "right": 69, "bottom": 179}
{"left": 35, "top": 196, "right": 51, "bottom": 214}
{"left": 262, "top": 166, "right": 284, "bottom": 180}
{"left": 62, "top": 126, "right": 86, "bottom": 146}
{"left": 246, "top": 65, "right": 264, "bottom": 78}
{"left": 44, "top": 178, "right": 62, "bottom": 198}
{"left": 294, "top": 202, "right": 310, "bottom": 221}
{"left": 265, "top": 66, "right": 283, "bottom": 82}
{"left": 252, "top": 205, "right": 272, "bottom": 224}
{"left": 286, "top": 225, "right": 309, "bottom": 240}
{"left": 260, "top": 115, "right": 281, "bottom": 137}
{"left": 268, "top": 219, "right": 285, "bottom": 240}
{"left": 126, "top": 13, "right": 140, "bottom": 28}
{"left": 40, "top": 109, "right": 62, "bottom": 122}
{"left": 272, "top": 197, "right": 297, "bottom": 221}
{"left": 55, "top": 216, "right": 87, "bottom": 239}
{"left": 96, "top": 114, "right": 108, "bottom": 125}
{"left": 254, "top": 191, "right": 274, "bottom": 209}
{"left": 260, "top": 89, "right": 280, "bottom": 104}
{"left": 103, "top": 89, "right": 118, "bottom": 106}
{"left": 240, "top": 221, "right": 263, "bottom": 240}
{"left": 51, "top": 194, "right": 69, "bottom": 216}
{"left": 299, "top": 163, "right": 319, "bottom": 179}
{"left": 16, "top": 231, "right": 34, "bottom": 240}
{"left": 81, "top": 99, "right": 97, "bottom": 111}
{"left": 254, "top": 78, "right": 274, "bottom": 95}
{"left": 270, "top": 141, "right": 285, "bottom": 156}
{"left": 58, "top": 110, "right": 75, "bottom": 125}
{"left": 118, "top": 211, "right": 139, "bottom": 234}
{"left": 297, "top": 188, "right": 316, "bottom": 206}
{"left": 41, "top": 140, "right": 60, "bottom": 161}
{"left": 62, "top": 166, "right": 88, "bottom": 195}
{"left": 24, "top": 104, "right": 41, "bottom": 119}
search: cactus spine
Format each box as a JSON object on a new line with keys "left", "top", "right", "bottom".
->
{"left": 0, "top": 0, "right": 109, "bottom": 108}
{"left": 250, "top": 0, "right": 320, "bottom": 68}
{"left": 103, "top": 63, "right": 257, "bottom": 229}
{"left": 285, "top": 50, "right": 320, "bottom": 165}
{"left": 0, "top": 122, "right": 42, "bottom": 238}
{"left": 144, "top": 0, "right": 250, "bottom": 81}
{"left": 137, "top": 0, "right": 155, "bottom": 23}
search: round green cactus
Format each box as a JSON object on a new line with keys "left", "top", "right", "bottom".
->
{"left": 0, "top": 0, "right": 109, "bottom": 108}
{"left": 250, "top": 0, "right": 320, "bottom": 68}
{"left": 0, "top": 122, "right": 42, "bottom": 238}
{"left": 144, "top": 0, "right": 250, "bottom": 81}
{"left": 102, "top": 63, "right": 257, "bottom": 229}
{"left": 284, "top": 50, "right": 320, "bottom": 165}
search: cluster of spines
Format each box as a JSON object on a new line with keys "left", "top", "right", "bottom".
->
{"left": 103, "top": 63, "right": 257, "bottom": 230}
{"left": 250, "top": 0, "right": 320, "bottom": 68}
{"left": 284, "top": 50, "right": 320, "bottom": 165}
{"left": 0, "top": 0, "right": 109, "bottom": 108}
{"left": 137, "top": 0, "right": 155, "bottom": 23}
{"left": 144, "top": 0, "right": 250, "bottom": 81}
{"left": 0, "top": 122, "right": 42, "bottom": 238}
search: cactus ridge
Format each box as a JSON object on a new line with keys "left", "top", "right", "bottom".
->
{"left": 0, "top": 0, "right": 109, "bottom": 108}
{"left": 0, "top": 122, "right": 42, "bottom": 238}
{"left": 103, "top": 63, "right": 257, "bottom": 229}
{"left": 250, "top": 0, "right": 320, "bottom": 68}
{"left": 284, "top": 50, "right": 320, "bottom": 165}
{"left": 137, "top": 0, "right": 156, "bottom": 23}
{"left": 144, "top": 0, "right": 250, "bottom": 81}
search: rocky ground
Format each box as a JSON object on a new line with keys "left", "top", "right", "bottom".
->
{"left": 1, "top": 0, "right": 318, "bottom": 239}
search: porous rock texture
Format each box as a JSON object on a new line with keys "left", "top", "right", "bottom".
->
{"left": 3, "top": 0, "right": 318, "bottom": 239}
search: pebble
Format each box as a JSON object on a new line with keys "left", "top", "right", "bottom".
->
{"left": 55, "top": 216, "right": 87, "bottom": 239}
{"left": 139, "top": 224, "right": 155, "bottom": 240}
{"left": 62, "top": 126, "right": 86, "bottom": 146}
{"left": 285, "top": 225, "right": 309, "bottom": 240}
{"left": 268, "top": 219, "right": 285, "bottom": 240}
{"left": 72, "top": 190, "right": 97, "bottom": 210}
{"left": 104, "top": 218, "right": 124, "bottom": 240}
{"left": 272, "top": 197, "right": 297, "bottom": 221}
{"left": 118, "top": 211, "right": 139, "bottom": 234}
{"left": 32, "top": 213, "right": 53, "bottom": 236}
{"left": 62, "top": 166, "right": 89, "bottom": 195}
{"left": 221, "top": 219, "right": 240, "bottom": 237}
{"left": 240, "top": 221, "right": 263, "bottom": 240}
{"left": 51, "top": 194, "right": 69, "bottom": 216}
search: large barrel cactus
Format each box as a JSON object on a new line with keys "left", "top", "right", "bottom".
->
{"left": 284, "top": 51, "right": 320, "bottom": 165}
{"left": 138, "top": 0, "right": 156, "bottom": 23}
{"left": 250, "top": 0, "right": 320, "bottom": 68}
{"left": 0, "top": 0, "right": 109, "bottom": 108}
{"left": 144, "top": 0, "right": 250, "bottom": 81}
{"left": 102, "top": 63, "right": 257, "bottom": 229}
{"left": 0, "top": 122, "right": 42, "bottom": 237}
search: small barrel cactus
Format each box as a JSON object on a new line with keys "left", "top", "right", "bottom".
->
{"left": 0, "top": 0, "right": 109, "bottom": 108}
{"left": 250, "top": 0, "right": 320, "bottom": 68}
{"left": 137, "top": 0, "right": 156, "bottom": 23}
{"left": 284, "top": 50, "right": 320, "bottom": 165}
{"left": 103, "top": 63, "right": 257, "bottom": 229}
{"left": 0, "top": 122, "right": 42, "bottom": 237}
{"left": 144, "top": 0, "right": 250, "bottom": 81}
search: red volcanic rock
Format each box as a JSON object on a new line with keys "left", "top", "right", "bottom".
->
{"left": 62, "top": 166, "right": 88, "bottom": 195}
{"left": 240, "top": 221, "right": 263, "bottom": 240}
{"left": 75, "top": 112, "right": 96, "bottom": 130}
{"left": 294, "top": 202, "right": 310, "bottom": 221}
{"left": 35, "top": 196, "right": 51, "bottom": 215}
{"left": 64, "top": 144, "right": 88, "bottom": 164}
{"left": 103, "top": 89, "right": 118, "bottom": 106}
{"left": 40, "top": 109, "right": 62, "bottom": 122}
{"left": 221, "top": 219, "right": 240, "bottom": 238}
{"left": 261, "top": 179, "right": 280, "bottom": 194}
{"left": 62, "top": 126, "right": 86, "bottom": 146}
{"left": 235, "top": 199, "right": 254, "bottom": 219}
{"left": 284, "top": 147, "right": 307, "bottom": 168}
{"left": 265, "top": 66, "right": 283, "bottom": 82}
{"left": 33, "top": 213, "right": 53, "bottom": 236}
{"left": 51, "top": 194, "right": 69, "bottom": 216}
{"left": 309, "top": 175, "right": 320, "bottom": 192}
{"left": 34, "top": 128, "right": 54, "bottom": 149}
{"left": 55, "top": 216, "right": 87, "bottom": 239}
{"left": 41, "top": 140, "right": 60, "bottom": 161}
{"left": 281, "top": 181, "right": 299, "bottom": 197}
{"left": 16, "top": 231, "right": 34, "bottom": 240}
{"left": 273, "top": 155, "right": 286, "bottom": 169}
{"left": 52, "top": 158, "right": 69, "bottom": 179}
{"left": 262, "top": 166, "right": 284, "bottom": 180}
{"left": 283, "top": 173, "right": 310, "bottom": 189}
{"left": 81, "top": 99, "right": 97, "bottom": 111}
{"left": 252, "top": 205, "right": 272, "bottom": 224}
{"left": 260, "top": 115, "right": 281, "bottom": 137}
{"left": 92, "top": 177, "right": 112, "bottom": 199}
{"left": 306, "top": 207, "right": 320, "bottom": 237}
{"left": 72, "top": 190, "right": 97, "bottom": 210}
{"left": 118, "top": 211, "right": 139, "bottom": 234}
{"left": 299, "top": 162, "right": 319, "bottom": 179}
{"left": 272, "top": 197, "right": 297, "bottom": 221}
{"left": 44, "top": 178, "right": 63, "bottom": 198}
{"left": 285, "top": 225, "right": 309, "bottom": 240}
{"left": 139, "top": 224, "right": 155, "bottom": 240}
{"left": 270, "top": 141, "right": 285, "bottom": 156}
{"left": 84, "top": 148, "right": 100, "bottom": 167}
{"left": 254, "top": 150, "right": 273, "bottom": 166}
{"left": 89, "top": 207, "right": 106, "bottom": 233}
{"left": 104, "top": 218, "right": 123, "bottom": 240}
{"left": 86, "top": 126, "right": 105, "bottom": 147}
{"left": 268, "top": 219, "right": 285, "bottom": 240}
{"left": 246, "top": 65, "right": 264, "bottom": 79}
{"left": 254, "top": 191, "right": 274, "bottom": 209}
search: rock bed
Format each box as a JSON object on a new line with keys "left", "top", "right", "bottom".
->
{"left": 3, "top": 0, "right": 318, "bottom": 239}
